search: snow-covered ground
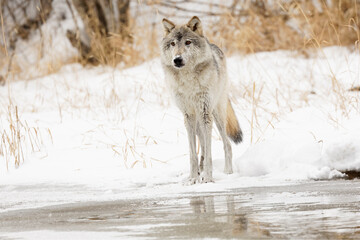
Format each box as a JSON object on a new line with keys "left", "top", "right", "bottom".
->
{"left": 0, "top": 47, "right": 360, "bottom": 212}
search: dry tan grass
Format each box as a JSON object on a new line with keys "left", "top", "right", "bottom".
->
{"left": 0, "top": 105, "right": 52, "bottom": 170}
{"left": 108, "top": 19, "right": 159, "bottom": 68}
{"left": 206, "top": 0, "right": 360, "bottom": 55}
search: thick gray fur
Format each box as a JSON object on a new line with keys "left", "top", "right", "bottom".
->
{"left": 160, "top": 17, "right": 238, "bottom": 184}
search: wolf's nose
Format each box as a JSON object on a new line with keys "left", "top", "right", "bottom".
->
{"left": 173, "top": 57, "right": 183, "bottom": 67}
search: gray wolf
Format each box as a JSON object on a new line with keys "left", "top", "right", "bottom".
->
{"left": 160, "top": 16, "right": 243, "bottom": 184}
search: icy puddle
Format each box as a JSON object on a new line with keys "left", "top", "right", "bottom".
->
{"left": 1, "top": 180, "right": 360, "bottom": 239}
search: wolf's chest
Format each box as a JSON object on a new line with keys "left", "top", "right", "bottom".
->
{"left": 169, "top": 74, "right": 214, "bottom": 112}
{"left": 171, "top": 79, "right": 209, "bottom": 109}
{"left": 171, "top": 72, "right": 210, "bottom": 95}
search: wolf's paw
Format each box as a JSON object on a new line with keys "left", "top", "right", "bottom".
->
{"left": 184, "top": 177, "right": 198, "bottom": 185}
{"left": 200, "top": 175, "right": 214, "bottom": 183}
{"left": 224, "top": 168, "right": 233, "bottom": 174}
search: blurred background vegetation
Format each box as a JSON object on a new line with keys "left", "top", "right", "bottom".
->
{"left": 0, "top": 0, "right": 359, "bottom": 81}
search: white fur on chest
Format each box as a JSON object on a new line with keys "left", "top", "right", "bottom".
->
{"left": 164, "top": 66, "right": 222, "bottom": 114}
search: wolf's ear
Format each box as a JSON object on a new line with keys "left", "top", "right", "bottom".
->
{"left": 162, "top": 18, "right": 175, "bottom": 35}
{"left": 187, "top": 16, "right": 203, "bottom": 36}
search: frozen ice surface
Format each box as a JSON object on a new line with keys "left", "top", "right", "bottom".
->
{"left": 1, "top": 180, "right": 360, "bottom": 239}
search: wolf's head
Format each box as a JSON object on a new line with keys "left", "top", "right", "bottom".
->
{"left": 160, "top": 16, "right": 209, "bottom": 69}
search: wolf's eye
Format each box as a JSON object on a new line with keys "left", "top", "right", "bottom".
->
{"left": 171, "top": 42, "right": 175, "bottom": 46}
{"left": 185, "top": 40, "right": 191, "bottom": 45}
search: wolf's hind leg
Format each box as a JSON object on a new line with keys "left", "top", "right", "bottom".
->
{"left": 184, "top": 113, "right": 199, "bottom": 184}
{"left": 213, "top": 109, "right": 233, "bottom": 174}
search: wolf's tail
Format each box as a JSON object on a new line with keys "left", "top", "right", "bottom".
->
{"left": 226, "top": 99, "right": 243, "bottom": 144}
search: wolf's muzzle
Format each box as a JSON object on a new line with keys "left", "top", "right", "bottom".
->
{"left": 173, "top": 56, "right": 184, "bottom": 68}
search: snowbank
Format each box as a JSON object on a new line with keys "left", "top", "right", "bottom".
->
{"left": 236, "top": 107, "right": 360, "bottom": 180}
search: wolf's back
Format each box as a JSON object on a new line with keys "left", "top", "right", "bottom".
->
{"left": 226, "top": 100, "right": 243, "bottom": 144}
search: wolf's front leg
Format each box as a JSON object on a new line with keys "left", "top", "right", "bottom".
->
{"left": 198, "top": 102, "right": 214, "bottom": 183}
{"left": 184, "top": 113, "right": 199, "bottom": 185}
{"left": 196, "top": 124, "right": 205, "bottom": 173}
